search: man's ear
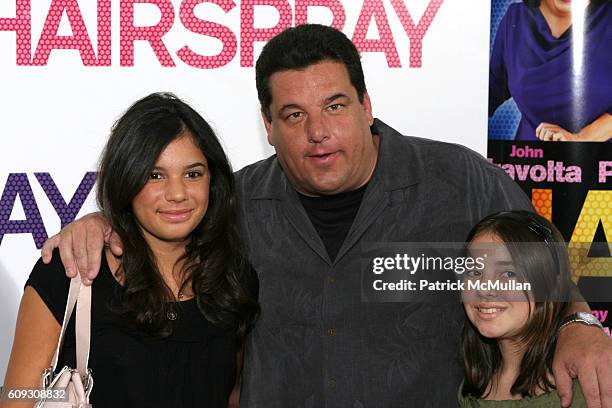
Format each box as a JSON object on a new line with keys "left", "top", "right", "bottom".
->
{"left": 362, "top": 91, "right": 374, "bottom": 126}
{"left": 261, "top": 110, "right": 274, "bottom": 146}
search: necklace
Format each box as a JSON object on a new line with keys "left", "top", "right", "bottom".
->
{"left": 166, "top": 291, "right": 185, "bottom": 321}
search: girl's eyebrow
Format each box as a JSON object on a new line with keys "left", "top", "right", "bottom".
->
{"left": 152, "top": 162, "right": 207, "bottom": 171}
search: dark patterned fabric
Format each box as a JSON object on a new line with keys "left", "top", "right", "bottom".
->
{"left": 298, "top": 183, "right": 367, "bottom": 261}
{"left": 236, "top": 119, "right": 533, "bottom": 407}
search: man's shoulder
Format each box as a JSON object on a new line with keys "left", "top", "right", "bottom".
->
{"left": 380, "top": 123, "right": 500, "bottom": 178}
{"left": 234, "top": 155, "right": 279, "bottom": 195}
{"left": 392, "top": 132, "right": 478, "bottom": 157}
{"left": 235, "top": 155, "right": 275, "bottom": 178}
{"left": 377, "top": 120, "right": 531, "bottom": 211}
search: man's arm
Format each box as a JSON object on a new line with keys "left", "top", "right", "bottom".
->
{"left": 554, "top": 288, "right": 612, "bottom": 408}
{"left": 40, "top": 212, "right": 122, "bottom": 285}
{"left": 487, "top": 165, "right": 612, "bottom": 407}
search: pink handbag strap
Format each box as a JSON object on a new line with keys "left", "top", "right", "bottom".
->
{"left": 50, "top": 273, "right": 91, "bottom": 378}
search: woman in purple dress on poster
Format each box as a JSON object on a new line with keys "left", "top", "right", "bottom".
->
{"left": 489, "top": 0, "right": 612, "bottom": 141}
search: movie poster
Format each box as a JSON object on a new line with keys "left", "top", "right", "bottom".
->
{"left": 487, "top": 0, "right": 612, "bottom": 335}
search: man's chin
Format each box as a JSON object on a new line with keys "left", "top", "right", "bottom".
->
{"left": 303, "top": 179, "right": 351, "bottom": 196}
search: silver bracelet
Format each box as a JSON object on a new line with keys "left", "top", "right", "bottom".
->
{"left": 558, "top": 312, "right": 604, "bottom": 334}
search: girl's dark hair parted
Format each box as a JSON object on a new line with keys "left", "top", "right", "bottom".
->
{"left": 462, "top": 211, "right": 571, "bottom": 398}
{"left": 97, "top": 92, "right": 258, "bottom": 339}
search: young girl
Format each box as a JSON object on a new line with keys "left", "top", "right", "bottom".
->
{"left": 1, "top": 93, "right": 258, "bottom": 407}
{"left": 460, "top": 210, "right": 586, "bottom": 406}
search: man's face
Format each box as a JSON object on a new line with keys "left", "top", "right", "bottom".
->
{"left": 262, "top": 61, "right": 378, "bottom": 196}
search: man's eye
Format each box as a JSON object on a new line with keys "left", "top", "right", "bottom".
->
{"left": 327, "top": 104, "right": 343, "bottom": 111}
{"left": 465, "top": 269, "right": 481, "bottom": 278}
{"left": 501, "top": 270, "right": 516, "bottom": 279}
{"left": 286, "top": 112, "right": 303, "bottom": 120}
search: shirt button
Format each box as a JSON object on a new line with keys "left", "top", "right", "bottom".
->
{"left": 327, "top": 328, "right": 336, "bottom": 336}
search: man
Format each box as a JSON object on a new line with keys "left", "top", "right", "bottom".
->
{"left": 42, "top": 25, "right": 612, "bottom": 407}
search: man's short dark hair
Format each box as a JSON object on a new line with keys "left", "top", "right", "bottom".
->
{"left": 255, "top": 24, "right": 367, "bottom": 122}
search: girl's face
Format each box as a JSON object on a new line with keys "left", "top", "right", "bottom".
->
{"left": 463, "top": 232, "right": 533, "bottom": 341}
{"left": 132, "top": 132, "right": 210, "bottom": 248}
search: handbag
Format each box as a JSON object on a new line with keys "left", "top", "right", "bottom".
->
{"left": 35, "top": 273, "right": 93, "bottom": 408}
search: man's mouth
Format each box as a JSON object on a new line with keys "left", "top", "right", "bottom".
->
{"left": 307, "top": 151, "right": 339, "bottom": 164}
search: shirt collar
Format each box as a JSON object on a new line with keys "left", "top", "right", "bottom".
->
{"left": 250, "top": 118, "right": 421, "bottom": 200}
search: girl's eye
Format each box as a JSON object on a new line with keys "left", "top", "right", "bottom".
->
{"left": 465, "top": 269, "right": 481, "bottom": 278}
{"left": 186, "top": 171, "right": 202, "bottom": 178}
{"left": 501, "top": 270, "right": 516, "bottom": 279}
{"left": 149, "top": 172, "right": 163, "bottom": 180}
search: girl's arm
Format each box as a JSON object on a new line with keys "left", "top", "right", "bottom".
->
{"left": 0, "top": 287, "right": 61, "bottom": 408}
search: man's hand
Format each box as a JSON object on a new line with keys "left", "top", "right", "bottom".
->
{"left": 40, "top": 212, "right": 122, "bottom": 285}
{"left": 536, "top": 123, "right": 579, "bottom": 141}
{"left": 553, "top": 324, "right": 612, "bottom": 408}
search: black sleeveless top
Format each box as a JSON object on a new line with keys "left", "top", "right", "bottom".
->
{"left": 26, "top": 249, "right": 257, "bottom": 408}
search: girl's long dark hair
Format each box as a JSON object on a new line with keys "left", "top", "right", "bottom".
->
{"left": 461, "top": 211, "right": 571, "bottom": 398}
{"left": 97, "top": 92, "right": 258, "bottom": 339}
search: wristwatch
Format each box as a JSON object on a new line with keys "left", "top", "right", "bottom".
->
{"left": 559, "top": 312, "right": 604, "bottom": 332}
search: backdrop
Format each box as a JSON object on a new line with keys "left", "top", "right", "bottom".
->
{"left": 0, "top": 0, "right": 491, "bottom": 383}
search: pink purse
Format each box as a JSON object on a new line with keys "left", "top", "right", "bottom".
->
{"left": 36, "top": 274, "right": 93, "bottom": 408}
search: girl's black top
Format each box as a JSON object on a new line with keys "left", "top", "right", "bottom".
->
{"left": 26, "top": 249, "right": 257, "bottom": 408}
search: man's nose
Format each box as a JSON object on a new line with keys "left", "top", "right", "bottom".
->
{"left": 306, "top": 114, "right": 329, "bottom": 143}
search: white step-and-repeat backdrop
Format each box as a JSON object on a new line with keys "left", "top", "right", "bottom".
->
{"left": 0, "top": 0, "right": 490, "bottom": 383}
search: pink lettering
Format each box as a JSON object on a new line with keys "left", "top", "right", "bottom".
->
{"left": 352, "top": 0, "right": 400, "bottom": 68}
{"left": 3, "top": 0, "right": 444, "bottom": 69}
{"left": 491, "top": 159, "right": 582, "bottom": 183}
{"left": 120, "top": 0, "right": 176, "bottom": 67}
{"left": 599, "top": 161, "right": 612, "bottom": 183}
{"left": 509, "top": 145, "right": 544, "bottom": 158}
{"left": 240, "top": 0, "right": 292, "bottom": 67}
{"left": 592, "top": 310, "right": 608, "bottom": 323}
{"left": 97, "top": 0, "right": 112, "bottom": 65}
{"left": 515, "top": 164, "right": 530, "bottom": 181}
{"left": 390, "top": 0, "right": 443, "bottom": 68}
{"left": 294, "top": 0, "right": 346, "bottom": 30}
{"left": 31, "top": 0, "right": 97, "bottom": 66}
{"left": 0, "top": 0, "right": 31, "bottom": 65}
{"left": 529, "top": 165, "right": 547, "bottom": 182}
{"left": 177, "top": 0, "right": 237, "bottom": 69}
